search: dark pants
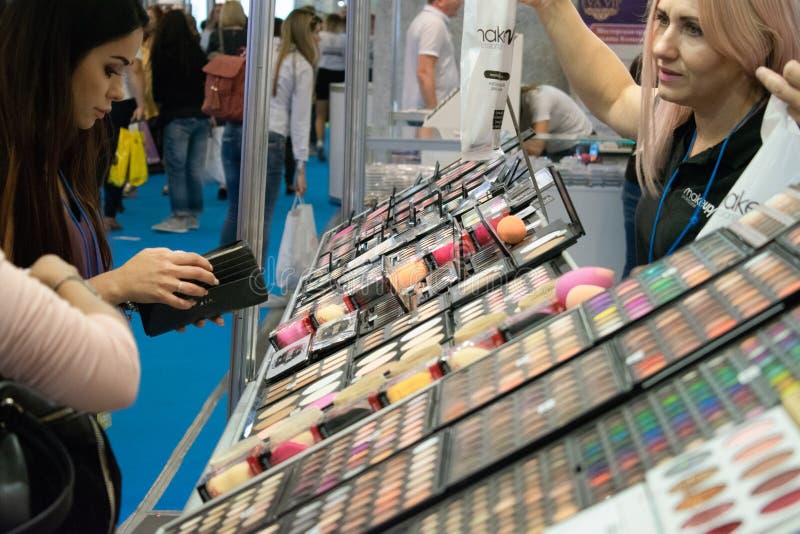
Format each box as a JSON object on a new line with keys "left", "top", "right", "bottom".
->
{"left": 284, "top": 136, "right": 295, "bottom": 189}
{"left": 622, "top": 180, "right": 642, "bottom": 277}
{"left": 103, "top": 99, "right": 137, "bottom": 218}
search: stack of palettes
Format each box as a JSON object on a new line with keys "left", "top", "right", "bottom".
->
{"left": 158, "top": 176, "right": 800, "bottom": 533}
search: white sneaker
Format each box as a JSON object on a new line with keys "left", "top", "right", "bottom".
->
{"left": 152, "top": 216, "right": 189, "bottom": 233}
{"left": 186, "top": 215, "right": 199, "bottom": 230}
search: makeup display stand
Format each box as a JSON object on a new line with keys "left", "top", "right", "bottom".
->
{"left": 166, "top": 172, "right": 800, "bottom": 530}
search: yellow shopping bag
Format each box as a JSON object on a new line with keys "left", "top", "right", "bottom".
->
{"left": 108, "top": 125, "right": 149, "bottom": 187}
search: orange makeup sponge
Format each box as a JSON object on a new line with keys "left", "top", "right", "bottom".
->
{"left": 565, "top": 284, "right": 607, "bottom": 309}
{"left": 496, "top": 215, "right": 527, "bottom": 244}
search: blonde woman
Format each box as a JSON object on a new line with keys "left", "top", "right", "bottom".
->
{"left": 220, "top": 8, "right": 321, "bottom": 262}
{"left": 520, "top": 0, "right": 800, "bottom": 266}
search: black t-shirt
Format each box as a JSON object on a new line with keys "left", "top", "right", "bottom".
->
{"left": 634, "top": 104, "right": 765, "bottom": 266}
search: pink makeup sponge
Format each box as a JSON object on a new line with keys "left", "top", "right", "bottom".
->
{"left": 555, "top": 267, "right": 615, "bottom": 305}
{"left": 270, "top": 441, "right": 308, "bottom": 465}
{"left": 565, "top": 284, "right": 607, "bottom": 309}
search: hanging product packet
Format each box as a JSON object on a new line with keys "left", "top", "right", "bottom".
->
{"left": 698, "top": 94, "right": 800, "bottom": 236}
{"left": 460, "top": 0, "right": 517, "bottom": 161}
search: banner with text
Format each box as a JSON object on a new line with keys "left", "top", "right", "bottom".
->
{"left": 578, "top": 0, "right": 648, "bottom": 46}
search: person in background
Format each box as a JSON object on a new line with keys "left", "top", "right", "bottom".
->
{"left": 221, "top": 8, "right": 318, "bottom": 261}
{"left": 520, "top": 83, "right": 594, "bottom": 159}
{"left": 0, "top": 0, "right": 220, "bottom": 330}
{"left": 102, "top": 38, "right": 146, "bottom": 232}
{"left": 314, "top": 13, "right": 346, "bottom": 163}
{"left": 207, "top": 0, "right": 247, "bottom": 57}
{"left": 200, "top": 3, "right": 222, "bottom": 51}
{"left": 401, "top": 0, "right": 462, "bottom": 112}
{"left": 519, "top": 0, "right": 800, "bottom": 266}
{"left": 150, "top": 10, "right": 210, "bottom": 234}
{"left": 1, "top": 251, "right": 139, "bottom": 413}
{"left": 622, "top": 55, "right": 643, "bottom": 277}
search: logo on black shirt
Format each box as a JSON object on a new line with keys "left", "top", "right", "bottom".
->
{"left": 682, "top": 188, "right": 717, "bottom": 218}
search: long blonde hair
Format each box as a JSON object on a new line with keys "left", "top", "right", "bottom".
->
{"left": 638, "top": 0, "right": 800, "bottom": 195}
{"left": 220, "top": 1, "right": 246, "bottom": 29}
{"left": 273, "top": 8, "right": 320, "bottom": 96}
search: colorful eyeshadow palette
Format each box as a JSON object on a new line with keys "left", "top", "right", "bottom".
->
{"left": 256, "top": 348, "right": 351, "bottom": 409}
{"left": 391, "top": 440, "right": 581, "bottom": 534}
{"left": 646, "top": 406, "right": 800, "bottom": 534}
{"left": 278, "top": 388, "right": 434, "bottom": 514}
{"left": 582, "top": 230, "right": 747, "bottom": 338}
{"left": 619, "top": 248, "right": 800, "bottom": 383}
{"left": 438, "top": 310, "right": 595, "bottom": 426}
{"left": 453, "top": 263, "right": 558, "bottom": 328}
{"left": 353, "top": 297, "right": 449, "bottom": 358}
{"left": 779, "top": 223, "right": 800, "bottom": 256}
{"left": 445, "top": 346, "right": 627, "bottom": 486}
{"left": 280, "top": 434, "right": 445, "bottom": 533}
{"left": 160, "top": 465, "right": 293, "bottom": 534}
{"left": 350, "top": 315, "right": 452, "bottom": 381}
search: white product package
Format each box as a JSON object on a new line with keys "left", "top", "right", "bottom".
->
{"left": 460, "top": 0, "right": 518, "bottom": 161}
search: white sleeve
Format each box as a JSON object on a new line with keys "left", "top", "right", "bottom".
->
{"left": 531, "top": 89, "right": 554, "bottom": 123}
{"left": 417, "top": 19, "right": 445, "bottom": 58}
{"left": 290, "top": 58, "right": 313, "bottom": 162}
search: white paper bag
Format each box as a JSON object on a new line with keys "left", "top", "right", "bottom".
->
{"left": 276, "top": 197, "right": 319, "bottom": 291}
{"left": 204, "top": 125, "right": 225, "bottom": 186}
{"left": 698, "top": 95, "right": 800, "bottom": 237}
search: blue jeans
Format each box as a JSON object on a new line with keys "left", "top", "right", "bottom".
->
{"left": 220, "top": 128, "right": 286, "bottom": 262}
{"left": 163, "top": 117, "right": 209, "bottom": 216}
{"left": 622, "top": 180, "right": 642, "bottom": 277}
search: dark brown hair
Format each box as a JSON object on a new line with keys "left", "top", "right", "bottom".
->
{"left": 0, "top": 0, "right": 148, "bottom": 269}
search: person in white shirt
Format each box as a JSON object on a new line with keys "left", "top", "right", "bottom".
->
{"left": 520, "top": 84, "right": 594, "bottom": 158}
{"left": 260, "top": 8, "right": 319, "bottom": 261}
{"left": 314, "top": 13, "right": 346, "bottom": 162}
{"left": 401, "top": 0, "right": 462, "bottom": 111}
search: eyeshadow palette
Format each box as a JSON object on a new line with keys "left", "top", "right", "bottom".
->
{"left": 350, "top": 315, "right": 451, "bottom": 382}
{"left": 160, "top": 465, "right": 293, "bottom": 534}
{"left": 310, "top": 311, "right": 358, "bottom": 356}
{"left": 619, "top": 248, "right": 800, "bottom": 383}
{"left": 390, "top": 441, "right": 581, "bottom": 534}
{"left": 448, "top": 258, "right": 516, "bottom": 307}
{"left": 445, "top": 345, "right": 627, "bottom": 486}
{"left": 256, "top": 348, "right": 351, "bottom": 409}
{"left": 278, "top": 388, "right": 434, "bottom": 514}
{"left": 646, "top": 406, "right": 800, "bottom": 534}
{"left": 438, "top": 310, "right": 595, "bottom": 426}
{"left": 779, "top": 223, "right": 800, "bottom": 257}
{"left": 453, "top": 263, "right": 558, "bottom": 328}
{"left": 280, "top": 434, "right": 445, "bottom": 533}
{"left": 582, "top": 231, "right": 747, "bottom": 338}
{"left": 353, "top": 296, "right": 449, "bottom": 357}
{"left": 265, "top": 335, "right": 312, "bottom": 382}
{"left": 726, "top": 189, "right": 800, "bottom": 249}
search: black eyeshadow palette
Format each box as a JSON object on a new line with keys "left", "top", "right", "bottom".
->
{"left": 277, "top": 388, "right": 435, "bottom": 515}
{"left": 438, "top": 310, "right": 594, "bottom": 426}
{"left": 582, "top": 230, "right": 748, "bottom": 339}
{"left": 257, "top": 348, "right": 351, "bottom": 408}
{"left": 444, "top": 345, "right": 627, "bottom": 487}
{"left": 618, "top": 247, "right": 800, "bottom": 384}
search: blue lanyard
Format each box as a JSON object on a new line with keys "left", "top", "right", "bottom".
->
{"left": 60, "top": 172, "right": 103, "bottom": 278}
{"left": 648, "top": 99, "right": 765, "bottom": 263}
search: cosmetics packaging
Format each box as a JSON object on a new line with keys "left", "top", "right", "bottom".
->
{"left": 460, "top": 0, "right": 517, "bottom": 160}
{"left": 779, "top": 224, "right": 800, "bottom": 256}
{"left": 357, "top": 295, "right": 408, "bottom": 335}
{"left": 340, "top": 264, "right": 390, "bottom": 310}
{"left": 310, "top": 311, "right": 358, "bottom": 356}
{"left": 729, "top": 204, "right": 796, "bottom": 249}
{"left": 269, "top": 310, "right": 316, "bottom": 351}
{"left": 265, "top": 335, "right": 313, "bottom": 385}
{"left": 387, "top": 255, "right": 432, "bottom": 293}
{"left": 368, "top": 367, "right": 440, "bottom": 411}
{"left": 449, "top": 257, "right": 516, "bottom": 307}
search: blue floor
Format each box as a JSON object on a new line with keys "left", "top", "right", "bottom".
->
{"left": 106, "top": 146, "right": 337, "bottom": 522}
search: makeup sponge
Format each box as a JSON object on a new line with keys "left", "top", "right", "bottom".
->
{"left": 453, "top": 312, "right": 508, "bottom": 344}
{"left": 565, "top": 284, "right": 607, "bottom": 309}
{"left": 554, "top": 267, "right": 615, "bottom": 306}
{"left": 315, "top": 303, "right": 347, "bottom": 324}
{"left": 496, "top": 215, "right": 527, "bottom": 244}
{"left": 270, "top": 441, "right": 308, "bottom": 465}
{"left": 389, "top": 260, "right": 429, "bottom": 291}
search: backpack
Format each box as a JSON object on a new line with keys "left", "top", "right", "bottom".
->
{"left": 202, "top": 30, "right": 246, "bottom": 122}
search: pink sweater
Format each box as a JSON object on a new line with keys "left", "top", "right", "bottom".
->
{"left": 0, "top": 250, "right": 140, "bottom": 412}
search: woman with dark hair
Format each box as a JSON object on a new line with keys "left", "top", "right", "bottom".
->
{"left": 150, "top": 9, "right": 210, "bottom": 233}
{"left": 0, "top": 0, "right": 218, "bottom": 314}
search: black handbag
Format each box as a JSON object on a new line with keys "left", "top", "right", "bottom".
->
{"left": 0, "top": 382, "right": 121, "bottom": 534}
